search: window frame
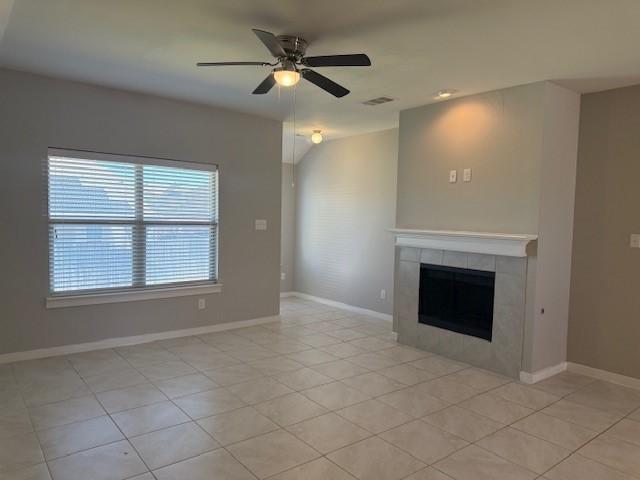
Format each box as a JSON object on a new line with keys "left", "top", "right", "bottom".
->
{"left": 45, "top": 148, "right": 221, "bottom": 307}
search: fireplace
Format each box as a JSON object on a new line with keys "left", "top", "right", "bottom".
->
{"left": 392, "top": 230, "right": 535, "bottom": 378}
{"left": 418, "top": 263, "right": 495, "bottom": 341}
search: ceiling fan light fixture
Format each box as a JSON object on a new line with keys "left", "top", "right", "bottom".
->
{"left": 273, "top": 67, "right": 300, "bottom": 87}
{"left": 310, "top": 130, "right": 323, "bottom": 144}
{"left": 197, "top": 29, "right": 371, "bottom": 97}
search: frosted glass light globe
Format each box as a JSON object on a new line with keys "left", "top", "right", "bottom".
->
{"left": 311, "top": 130, "right": 323, "bottom": 144}
{"left": 274, "top": 69, "right": 300, "bottom": 87}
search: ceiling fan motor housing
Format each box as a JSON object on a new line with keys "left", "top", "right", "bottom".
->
{"left": 276, "top": 35, "right": 309, "bottom": 60}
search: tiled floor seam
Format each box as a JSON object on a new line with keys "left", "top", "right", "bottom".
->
{"left": 222, "top": 443, "right": 270, "bottom": 479}
{"left": 261, "top": 455, "right": 353, "bottom": 480}
{"left": 377, "top": 375, "right": 632, "bottom": 479}
{"left": 139, "top": 442, "right": 220, "bottom": 477}
{"left": 21, "top": 392, "right": 56, "bottom": 480}
{"left": 81, "top": 359, "right": 221, "bottom": 477}
{"left": 6, "top": 299, "right": 640, "bottom": 480}
{"left": 569, "top": 413, "right": 640, "bottom": 479}
{"left": 101, "top": 400, "right": 154, "bottom": 478}
{"left": 457, "top": 389, "right": 625, "bottom": 480}
{"left": 463, "top": 389, "right": 567, "bottom": 474}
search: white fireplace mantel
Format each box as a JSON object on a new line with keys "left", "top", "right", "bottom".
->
{"left": 389, "top": 228, "right": 537, "bottom": 257}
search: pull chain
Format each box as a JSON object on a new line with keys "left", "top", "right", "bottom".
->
{"left": 291, "top": 83, "right": 297, "bottom": 188}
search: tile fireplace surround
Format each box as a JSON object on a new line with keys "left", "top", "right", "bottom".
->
{"left": 392, "top": 230, "right": 538, "bottom": 378}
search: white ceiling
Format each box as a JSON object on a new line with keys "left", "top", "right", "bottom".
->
{"left": 2, "top": 0, "right": 640, "bottom": 146}
{"left": 282, "top": 122, "right": 312, "bottom": 165}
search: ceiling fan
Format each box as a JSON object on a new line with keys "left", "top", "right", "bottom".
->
{"left": 196, "top": 29, "right": 371, "bottom": 98}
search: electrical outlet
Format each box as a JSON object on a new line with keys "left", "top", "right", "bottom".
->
{"left": 380, "top": 289, "right": 386, "bottom": 300}
{"left": 281, "top": 272, "right": 286, "bottom": 280}
{"left": 198, "top": 298, "right": 206, "bottom": 310}
{"left": 463, "top": 168, "right": 472, "bottom": 182}
{"left": 449, "top": 170, "right": 457, "bottom": 183}
{"left": 631, "top": 234, "right": 640, "bottom": 248}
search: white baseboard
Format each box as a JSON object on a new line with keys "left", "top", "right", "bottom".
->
{"left": 520, "top": 362, "right": 567, "bottom": 384}
{"left": 567, "top": 362, "right": 640, "bottom": 391}
{"left": 519, "top": 361, "right": 640, "bottom": 390}
{"left": 286, "top": 291, "right": 393, "bottom": 322}
{"left": 0, "top": 315, "right": 280, "bottom": 365}
{"left": 279, "top": 291, "right": 296, "bottom": 298}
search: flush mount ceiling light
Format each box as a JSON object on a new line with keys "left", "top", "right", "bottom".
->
{"left": 310, "top": 130, "right": 323, "bottom": 144}
{"left": 435, "top": 89, "right": 456, "bottom": 99}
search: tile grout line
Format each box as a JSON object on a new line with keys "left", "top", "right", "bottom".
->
{"left": 64, "top": 354, "right": 152, "bottom": 479}
{"left": 430, "top": 374, "right": 640, "bottom": 480}
{"left": 12, "top": 368, "right": 55, "bottom": 480}
{"left": 6, "top": 299, "right": 640, "bottom": 480}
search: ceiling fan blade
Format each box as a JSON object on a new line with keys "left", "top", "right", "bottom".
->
{"left": 197, "top": 61, "right": 271, "bottom": 67}
{"left": 252, "top": 73, "right": 276, "bottom": 94}
{"left": 302, "top": 54, "right": 371, "bottom": 67}
{"left": 301, "top": 69, "right": 349, "bottom": 98}
{"left": 252, "top": 29, "right": 286, "bottom": 58}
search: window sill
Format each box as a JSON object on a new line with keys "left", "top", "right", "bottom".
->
{"left": 46, "top": 283, "right": 223, "bottom": 309}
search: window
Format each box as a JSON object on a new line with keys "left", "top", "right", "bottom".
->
{"left": 47, "top": 149, "right": 218, "bottom": 296}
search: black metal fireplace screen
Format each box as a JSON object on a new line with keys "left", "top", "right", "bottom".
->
{"left": 418, "top": 263, "right": 495, "bottom": 341}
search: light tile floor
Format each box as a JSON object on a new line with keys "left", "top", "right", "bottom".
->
{"left": 1, "top": 298, "right": 640, "bottom": 479}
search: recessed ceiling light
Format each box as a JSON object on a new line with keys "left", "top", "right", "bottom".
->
{"left": 435, "top": 89, "right": 456, "bottom": 99}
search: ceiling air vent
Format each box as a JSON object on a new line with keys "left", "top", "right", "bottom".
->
{"left": 362, "top": 96, "right": 395, "bottom": 106}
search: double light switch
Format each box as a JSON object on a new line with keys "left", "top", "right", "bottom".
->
{"left": 449, "top": 168, "right": 472, "bottom": 183}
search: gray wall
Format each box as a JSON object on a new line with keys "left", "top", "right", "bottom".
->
{"left": 0, "top": 68, "right": 282, "bottom": 355}
{"left": 527, "top": 83, "right": 580, "bottom": 372}
{"left": 294, "top": 129, "right": 398, "bottom": 315}
{"left": 568, "top": 84, "right": 640, "bottom": 378}
{"left": 397, "top": 82, "right": 545, "bottom": 234}
{"left": 280, "top": 164, "right": 295, "bottom": 292}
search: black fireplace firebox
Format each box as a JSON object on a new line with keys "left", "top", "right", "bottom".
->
{"left": 418, "top": 263, "right": 495, "bottom": 341}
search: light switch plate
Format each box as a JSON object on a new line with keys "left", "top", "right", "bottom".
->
{"left": 630, "top": 234, "right": 640, "bottom": 248}
{"left": 463, "top": 168, "right": 472, "bottom": 182}
{"left": 255, "top": 219, "right": 267, "bottom": 231}
{"left": 449, "top": 170, "right": 457, "bottom": 183}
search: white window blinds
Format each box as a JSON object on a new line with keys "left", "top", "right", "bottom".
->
{"left": 47, "top": 150, "right": 218, "bottom": 294}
